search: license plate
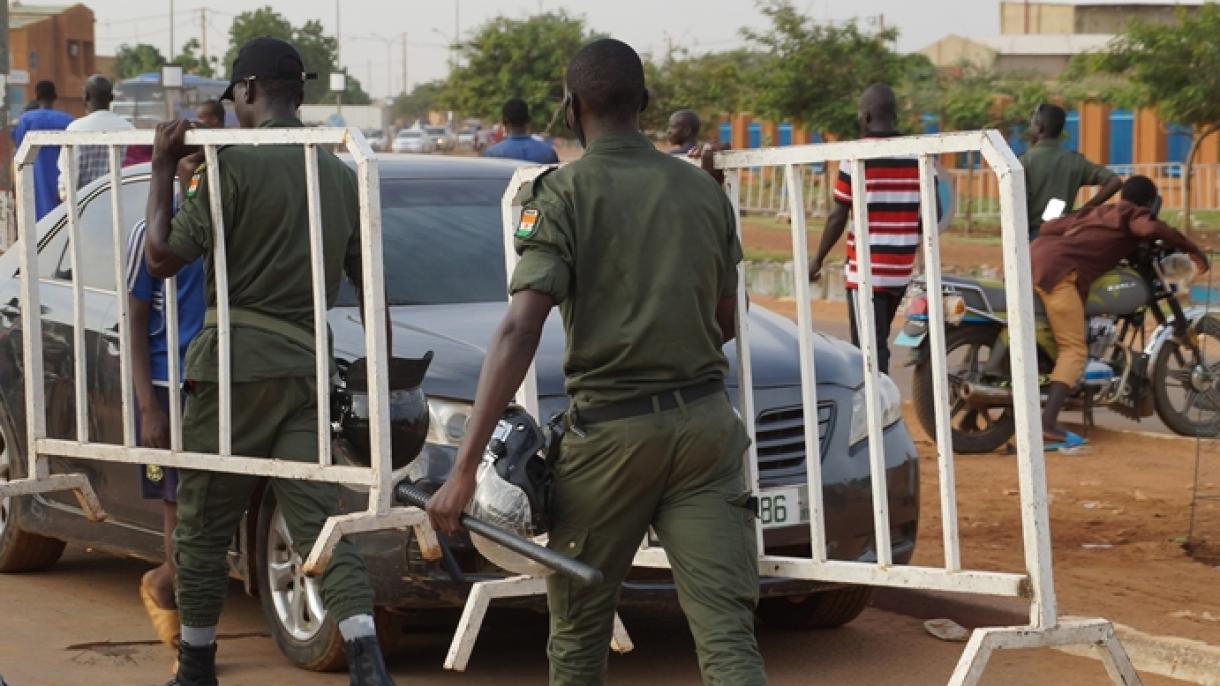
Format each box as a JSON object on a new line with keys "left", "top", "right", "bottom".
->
{"left": 759, "top": 486, "right": 809, "bottom": 530}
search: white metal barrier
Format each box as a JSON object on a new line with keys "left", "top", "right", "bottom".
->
{"left": 0, "top": 127, "right": 440, "bottom": 579}
{"left": 499, "top": 131, "right": 1140, "bottom": 685}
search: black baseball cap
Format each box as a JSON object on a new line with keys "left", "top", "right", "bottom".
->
{"left": 221, "top": 36, "right": 317, "bottom": 101}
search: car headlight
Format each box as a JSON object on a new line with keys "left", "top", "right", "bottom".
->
{"left": 426, "top": 398, "right": 472, "bottom": 447}
{"left": 849, "top": 374, "right": 903, "bottom": 446}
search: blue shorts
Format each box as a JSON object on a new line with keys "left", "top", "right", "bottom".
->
{"left": 138, "top": 385, "right": 180, "bottom": 503}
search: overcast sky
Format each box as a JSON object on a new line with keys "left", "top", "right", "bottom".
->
{"left": 87, "top": 0, "right": 997, "bottom": 99}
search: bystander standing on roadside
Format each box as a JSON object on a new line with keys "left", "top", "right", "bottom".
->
{"left": 194, "top": 100, "right": 227, "bottom": 129}
{"left": 12, "top": 80, "right": 73, "bottom": 220}
{"left": 1021, "top": 103, "right": 1122, "bottom": 239}
{"left": 57, "top": 75, "right": 135, "bottom": 200}
{"left": 666, "top": 109, "right": 700, "bottom": 155}
{"left": 483, "top": 98, "right": 560, "bottom": 164}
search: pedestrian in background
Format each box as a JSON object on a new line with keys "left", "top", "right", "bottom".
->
{"left": 194, "top": 99, "right": 227, "bottom": 129}
{"left": 666, "top": 109, "right": 700, "bottom": 155}
{"left": 808, "top": 83, "right": 937, "bottom": 374}
{"left": 58, "top": 75, "right": 134, "bottom": 200}
{"left": 12, "top": 80, "right": 73, "bottom": 220}
{"left": 427, "top": 38, "right": 767, "bottom": 686}
{"left": 1021, "top": 103, "right": 1122, "bottom": 239}
{"left": 482, "top": 97, "right": 560, "bottom": 164}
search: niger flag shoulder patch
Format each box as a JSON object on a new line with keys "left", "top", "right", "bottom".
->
{"left": 515, "top": 208, "right": 541, "bottom": 238}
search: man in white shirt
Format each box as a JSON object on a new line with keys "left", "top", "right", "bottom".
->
{"left": 58, "top": 75, "right": 134, "bottom": 199}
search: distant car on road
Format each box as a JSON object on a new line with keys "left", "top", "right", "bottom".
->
{"left": 392, "top": 129, "right": 435, "bottom": 154}
{"left": 424, "top": 125, "right": 454, "bottom": 152}
{"left": 0, "top": 156, "right": 918, "bottom": 671}
{"left": 457, "top": 128, "right": 479, "bottom": 149}
{"left": 362, "top": 128, "right": 387, "bottom": 152}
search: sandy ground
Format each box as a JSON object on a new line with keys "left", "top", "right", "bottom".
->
{"left": 754, "top": 293, "right": 1220, "bottom": 651}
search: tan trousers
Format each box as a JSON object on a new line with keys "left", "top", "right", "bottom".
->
{"left": 1036, "top": 272, "right": 1088, "bottom": 387}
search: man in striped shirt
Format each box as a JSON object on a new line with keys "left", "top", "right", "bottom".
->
{"left": 809, "top": 83, "right": 933, "bottom": 373}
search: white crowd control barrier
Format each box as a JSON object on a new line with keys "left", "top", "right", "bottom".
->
{"left": 498, "top": 132, "right": 1141, "bottom": 685}
{"left": 0, "top": 127, "right": 441, "bottom": 579}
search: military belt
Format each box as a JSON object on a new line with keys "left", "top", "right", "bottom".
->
{"left": 572, "top": 379, "right": 725, "bottom": 428}
{"left": 202, "top": 307, "right": 316, "bottom": 352}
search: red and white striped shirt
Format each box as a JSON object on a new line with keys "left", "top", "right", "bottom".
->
{"left": 834, "top": 135, "right": 930, "bottom": 291}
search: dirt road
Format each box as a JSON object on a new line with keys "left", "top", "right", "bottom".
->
{"left": 0, "top": 546, "right": 1193, "bottom": 685}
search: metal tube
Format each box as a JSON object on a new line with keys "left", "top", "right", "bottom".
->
{"left": 203, "top": 145, "right": 232, "bottom": 456}
{"left": 107, "top": 146, "right": 135, "bottom": 447}
{"left": 64, "top": 148, "right": 87, "bottom": 444}
{"left": 350, "top": 130, "right": 393, "bottom": 511}
{"left": 847, "top": 157, "right": 894, "bottom": 568}
{"left": 978, "top": 129, "right": 1057, "bottom": 629}
{"left": 783, "top": 163, "right": 828, "bottom": 563}
{"left": 16, "top": 151, "right": 46, "bottom": 479}
{"left": 727, "top": 171, "right": 763, "bottom": 555}
{"left": 917, "top": 154, "right": 962, "bottom": 572}
{"left": 303, "top": 144, "right": 332, "bottom": 467}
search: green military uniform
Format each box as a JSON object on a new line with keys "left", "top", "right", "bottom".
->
{"left": 510, "top": 130, "right": 766, "bottom": 685}
{"left": 1020, "top": 138, "right": 1117, "bottom": 239}
{"left": 166, "top": 117, "right": 373, "bottom": 629}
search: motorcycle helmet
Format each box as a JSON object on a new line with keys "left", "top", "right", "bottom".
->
{"left": 339, "top": 352, "right": 433, "bottom": 470}
{"left": 466, "top": 405, "right": 556, "bottom": 576}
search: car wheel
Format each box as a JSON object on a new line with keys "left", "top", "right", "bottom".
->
{"left": 756, "top": 586, "right": 873, "bottom": 630}
{"left": 255, "top": 489, "right": 397, "bottom": 672}
{"left": 0, "top": 417, "right": 66, "bottom": 573}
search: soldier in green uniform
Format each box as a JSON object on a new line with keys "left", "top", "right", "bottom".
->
{"left": 1021, "top": 103, "right": 1122, "bottom": 239}
{"left": 143, "top": 37, "right": 395, "bottom": 686}
{"left": 426, "top": 39, "right": 767, "bottom": 685}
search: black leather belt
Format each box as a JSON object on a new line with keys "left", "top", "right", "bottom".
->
{"left": 573, "top": 379, "right": 725, "bottom": 427}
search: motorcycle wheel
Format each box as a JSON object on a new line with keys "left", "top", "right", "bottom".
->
{"left": 1153, "top": 315, "right": 1220, "bottom": 438}
{"left": 913, "top": 326, "right": 1015, "bottom": 454}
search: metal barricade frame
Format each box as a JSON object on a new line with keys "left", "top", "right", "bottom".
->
{"left": 0, "top": 127, "right": 440, "bottom": 579}
{"left": 501, "top": 131, "right": 1140, "bottom": 685}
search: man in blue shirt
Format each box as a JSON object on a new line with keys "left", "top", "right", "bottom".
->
{"left": 12, "top": 81, "right": 74, "bottom": 220}
{"left": 482, "top": 98, "right": 560, "bottom": 164}
{"left": 127, "top": 154, "right": 207, "bottom": 648}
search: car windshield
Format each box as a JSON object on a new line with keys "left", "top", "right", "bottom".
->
{"left": 336, "top": 177, "right": 509, "bottom": 307}
{"left": 425, "top": 127, "right": 445, "bottom": 134}
{"left": 398, "top": 131, "right": 421, "bottom": 138}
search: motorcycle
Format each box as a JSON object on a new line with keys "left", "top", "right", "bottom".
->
{"left": 896, "top": 242, "right": 1220, "bottom": 454}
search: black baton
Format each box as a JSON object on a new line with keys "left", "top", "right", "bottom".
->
{"left": 395, "top": 482, "right": 604, "bottom": 587}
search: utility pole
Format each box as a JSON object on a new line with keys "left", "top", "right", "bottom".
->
{"left": 335, "top": 0, "right": 343, "bottom": 117}
{"left": 401, "top": 32, "right": 408, "bottom": 95}
{"left": 200, "top": 8, "right": 207, "bottom": 67}
{"left": 452, "top": 0, "right": 460, "bottom": 70}
{"left": 169, "top": 0, "right": 175, "bottom": 59}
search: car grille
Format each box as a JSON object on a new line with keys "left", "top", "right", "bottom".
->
{"left": 755, "top": 403, "right": 833, "bottom": 474}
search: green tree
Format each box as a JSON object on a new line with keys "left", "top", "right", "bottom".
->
{"left": 441, "top": 11, "right": 601, "bottom": 133}
{"left": 392, "top": 80, "right": 445, "bottom": 125}
{"left": 744, "top": 0, "right": 905, "bottom": 140}
{"left": 173, "top": 38, "right": 217, "bottom": 78}
{"left": 644, "top": 48, "right": 763, "bottom": 136}
{"left": 1074, "top": 5, "right": 1220, "bottom": 231}
{"left": 113, "top": 43, "right": 166, "bottom": 79}
{"left": 223, "top": 7, "right": 366, "bottom": 105}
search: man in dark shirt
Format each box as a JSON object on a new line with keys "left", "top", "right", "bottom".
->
{"left": 1032, "top": 175, "right": 1208, "bottom": 447}
{"left": 1020, "top": 104, "right": 1122, "bottom": 239}
{"left": 11, "top": 80, "right": 73, "bottom": 219}
{"left": 482, "top": 98, "right": 560, "bottom": 164}
{"left": 666, "top": 109, "right": 700, "bottom": 155}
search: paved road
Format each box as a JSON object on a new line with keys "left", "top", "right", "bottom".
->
{"left": 0, "top": 546, "right": 1190, "bottom": 685}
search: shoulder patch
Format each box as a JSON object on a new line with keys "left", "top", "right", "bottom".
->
{"left": 515, "top": 208, "right": 541, "bottom": 238}
{"left": 186, "top": 164, "right": 205, "bottom": 199}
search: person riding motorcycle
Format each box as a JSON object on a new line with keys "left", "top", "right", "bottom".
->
{"left": 1031, "top": 175, "right": 1210, "bottom": 450}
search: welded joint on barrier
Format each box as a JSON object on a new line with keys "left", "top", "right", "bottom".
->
{"left": 0, "top": 473, "right": 106, "bottom": 521}
{"left": 301, "top": 506, "right": 436, "bottom": 577}
{"left": 948, "top": 619, "right": 1141, "bottom": 686}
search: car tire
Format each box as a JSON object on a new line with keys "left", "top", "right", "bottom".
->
{"left": 255, "top": 488, "right": 397, "bottom": 672}
{"left": 756, "top": 585, "right": 873, "bottom": 630}
{"left": 0, "top": 416, "right": 66, "bottom": 573}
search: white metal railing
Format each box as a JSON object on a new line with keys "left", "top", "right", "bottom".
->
{"left": 736, "top": 160, "right": 1220, "bottom": 223}
{"left": 0, "top": 127, "right": 440, "bottom": 577}
{"left": 503, "top": 131, "right": 1141, "bottom": 685}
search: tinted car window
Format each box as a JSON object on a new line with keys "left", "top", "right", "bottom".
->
{"left": 337, "top": 178, "right": 509, "bottom": 306}
{"left": 54, "top": 179, "right": 150, "bottom": 291}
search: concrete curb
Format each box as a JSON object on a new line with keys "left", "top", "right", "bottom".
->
{"left": 873, "top": 589, "right": 1220, "bottom": 685}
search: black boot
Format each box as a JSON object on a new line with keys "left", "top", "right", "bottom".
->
{"left": 345, "top": 635, "right": 395, "bottom": 686}
{"left": 164, "top": 641, "right": 217, "bottom": 686}
{"left": 1042, "top": 381, "right": 1071, "bottom": 439}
